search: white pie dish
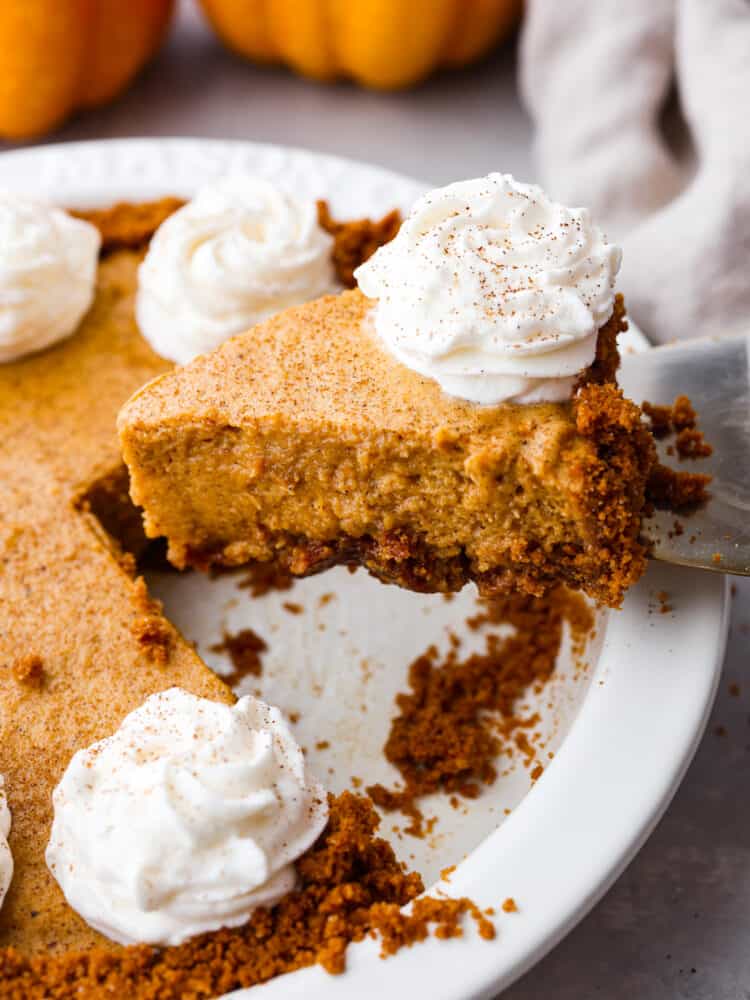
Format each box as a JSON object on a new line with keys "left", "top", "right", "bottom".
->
{"left": 0, "top": 138, "right": 729, "bottom": 999}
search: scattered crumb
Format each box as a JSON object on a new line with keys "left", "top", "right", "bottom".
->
{"left": 647, "top": 464, "right": 711, "bottom": 510}
{"left": 11, "top": 653, "right": 45, "bottom": 688}
{"left": 643, "top": 395, "right": 712, "bottom": 508}
{"left": 367, "top": 589, "right": 593, "bottom": 837}
{"left": 730, "top": 683, "right": 740, "bottom": 697}
{"left": 530, "top": 764, "right": 544, "bottom": 782}
{"left": 132, "top": 614, "right": 173, "bottom": 665}
{"left": 282, "top": 601, "right": 304, "bottom": 615}
{"left": 130, "top": 576, "right": 173, "bottom": 665}
{"left": 210, "top": 628, "right": 267, "bottom": 685}
{"left": 288, "top": 711, "right": 300, "bottom": 724}
{"left": 671, "top": 395, "right": 697, "bottom": 431}
{"left": 715, "top": 725, "right": 728, "bottom": 738}
{"left": 675, "top": 428, "right": 712, "bottom": 460}
{"left": 712, "top": 553, "right": 722, "bottom": 565}
{"left": 72, "top": 197, "right": 186, "bottom": 253}
{"left": 117, "top": 550, "right": 137, "bottom": 577}
{"left": 502, "top": 898, "right": 518, "bottom": 914}
{"left": 317, "top": 200, "right": 402, "bottom": 288}
{"left": 315, "top": 740, "right": 330, "bottom": 751}
{"left": 318, "top": 593, "right": 335, "bottom": 608}
{"left": 237, "top": 562, "right": 294, "bottom": 597}
{"left": 641, "top": 401, "right": 673, "bottom": 437}
{"left": 644, "top": 395, "right": 698, "bottom": 435}
{"left": 656, "top": 590, "right": 673, "bottom": 614}
{"left": 440, "top": 865, "right": 456, "bottom": 883}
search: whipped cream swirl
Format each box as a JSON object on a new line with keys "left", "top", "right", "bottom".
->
{"left": 0, "top": 194, "right": 100, "bottom": 364}
{"left": 46, "top": 688, "right": 328, "bottom": 946}
{"left": 136, "top": 175, "right": 336, "bottom": 364}
{"left": 0, "top": 776, "right": 12, "bottom": 911}
{"left": 355, "top": 173, "right": 621, "bottom": 405}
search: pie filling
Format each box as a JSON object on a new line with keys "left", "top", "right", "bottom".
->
{"left": 119, "top": 294, "right": 655, "bottom": 610}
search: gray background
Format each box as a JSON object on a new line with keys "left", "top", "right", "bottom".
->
{"left": 9, "top": 4, "right": 749, "bottom": 997}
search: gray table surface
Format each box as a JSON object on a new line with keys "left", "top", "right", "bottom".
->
{"left": 9, "top": 4, "right": 749, "bottom": 997}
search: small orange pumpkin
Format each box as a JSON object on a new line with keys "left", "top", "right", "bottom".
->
{"left": 197, "top": 0, "right": 522, "bottom": 90}
{"left": 0, "top": 0, "right": 174, "bottom": 140}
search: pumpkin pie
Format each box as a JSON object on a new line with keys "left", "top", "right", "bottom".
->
{"left": 118, "top": 290, "right": 656, "bottom": 609}
{"left": 0, "top": 197, "right": 396, "bottom": 961}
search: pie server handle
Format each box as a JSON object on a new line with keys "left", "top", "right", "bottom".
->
{"left": 618, "top": 333, "right": 750, "bottom": 576}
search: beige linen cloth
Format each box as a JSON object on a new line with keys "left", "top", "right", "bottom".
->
{"left": 520, "top": 0, "right": 750, "bottom": 344}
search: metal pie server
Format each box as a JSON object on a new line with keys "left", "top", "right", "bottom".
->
{"left": 618, "top": 333, "right": 750, "bottom": 575}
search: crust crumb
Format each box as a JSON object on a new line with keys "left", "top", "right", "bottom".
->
{"left": 117, "top": 551, "right": 137, "bottom": 577}
{"left": 671, "top": 395, "right": 697, "bottom": 431}
{"left": 675, "top": 427, "right": 713, "bottom": 460}
{"left": 132, "top": 615, "right": 173, "bottom": 665}
{"left": 643, "top": 394, "right": 712, "bottom": 462}
{"left": 574, "top": 293, "right": 627, "bottom": 387}
{"left": 210, "top": 628, "right": 267, "bottom": 685}
{"left": 73, "top": 197, "right": 185, "bottom": 254}
{"left": 237, "top": 561, "right": 294, "bottom": 597}
{"left": 647, "top": 465, "right": 711, "bottom": 510}
{"left": 368, "top": 589, "right": 593, "bottom": 837}
{"left": 317, "top": 200, "right": 402, "bottom": 288}
{"left": 0, "top": 793, "right": 492, "bottom": 996}
{"left": 130, "top": 576, "right": 173, "bottom": 665}
{"left": 641, "top": 401, "right": 672, "bottom": 437}
{"left": 11, "top": 654, "right": 45, "bottom": 689}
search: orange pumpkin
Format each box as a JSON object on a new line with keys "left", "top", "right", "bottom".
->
{"left": 197, "top": 0, "right": 522, "bottom": 90}
{"left": 0, "top": 0, "right": 174, "bottom": 139}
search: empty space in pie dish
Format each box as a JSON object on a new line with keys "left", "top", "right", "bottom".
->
{"left": 146, "top": 563, "right": 605, "bottom": 885}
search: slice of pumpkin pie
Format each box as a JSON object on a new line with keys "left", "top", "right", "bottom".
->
{"left": 119, "top": 175, "right": 656, "bottom": 609}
